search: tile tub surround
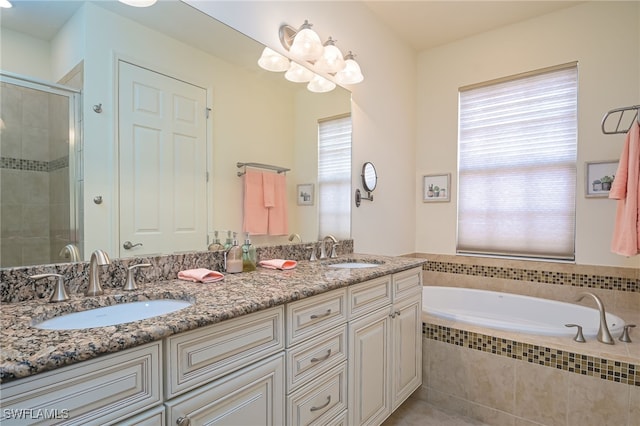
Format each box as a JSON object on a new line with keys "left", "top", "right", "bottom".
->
{"left": 0, "top": 239, "right": 354, "bottom": 303}
{"left": 420, "top": 319, "right": 639, "bottom": 426}
{"left": 0, "top": 250, "right": 423, "bottom": 383}
{"left": 414, "top": 253, "right": 639, "bottom": 426}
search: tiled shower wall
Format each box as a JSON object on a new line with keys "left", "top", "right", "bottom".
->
{"left": 413, "top": 253, "right": 639, "bottom": 426}
{"left": 0, "top": 82, "right": 71, "bottom": 267}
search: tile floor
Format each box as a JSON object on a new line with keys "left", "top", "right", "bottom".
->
{"left": 382, "top": 396, "right": 489, "bottom": 426}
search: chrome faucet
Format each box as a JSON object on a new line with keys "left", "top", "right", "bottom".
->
{"left": 288, "top": 233, "right": 302, "bottom": 243}
{"left": 320, "top": 235, "right": 338, "bottom": 259}
{"left": 59, "top": 243, "right": 81, "bottom": 262}
{"left": 575, "top": 292, "right": 614, "bottom": 345}
{"left": 85, "top": 249, "right": 111, "bottom": 296}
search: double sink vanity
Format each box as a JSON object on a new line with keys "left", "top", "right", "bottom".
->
{"left": 0, "top": 246, "right": 425, "bottom": 426}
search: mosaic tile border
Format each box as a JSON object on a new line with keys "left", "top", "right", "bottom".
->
{"left": 423, "top": 260, "right": 639, "bottom": 293}
{"left": 423, "top": 323, "right": 639, "bottom": 387}
{"left": 1, "top": 156, "right": 69, "bottom": 172}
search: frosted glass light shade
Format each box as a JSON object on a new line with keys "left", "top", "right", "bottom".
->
{"left": 258, "top": 47, "right": 290, "bottom": 72}
{"left": 118, "top": 0, "right": 157, "bottom": 6}
{"left": 307, "top": 74, "right": 336, "bottom": 93}
{"left": 335, "top": 56, "right": 364, "bottom": 85}
{"left": 314, "top": 40, "right": 346, "bottom": 74}
{"left": 289, "top": 26, "right": 324, "bottom": 61}
{"left": 285, "top": 62, "right": 314, "bottom": 83}
{"left": 0, "top": 0, "right": 12, "bottom": 8}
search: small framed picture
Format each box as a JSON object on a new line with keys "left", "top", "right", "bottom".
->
{"left": 586, "top": 160, "right": 618, "bottom": 198}
{"left": 423, "top": 173, "right": 451, "bottom": 202}
{"left": 297, "top": 183, "right": 314, "bottom": 205}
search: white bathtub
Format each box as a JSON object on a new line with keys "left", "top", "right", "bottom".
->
{"left": 422, "top": 286, "right": 626, "bottom": 337}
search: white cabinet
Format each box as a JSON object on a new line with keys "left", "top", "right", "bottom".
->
{"left": 285, "top": 288, "right": 349, "bottom": 425}
{"left": 0, "top": 342, "right": 162, "bottom": 426}
{"left": 164, "top": 353, "right": 284, "bottom": 426}
{"left": 348, "top": 267, "right": 423, "bottom": 426}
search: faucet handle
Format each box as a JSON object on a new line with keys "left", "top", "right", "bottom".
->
{"left": 619, "top": 324, "right": 636, "bottom": 343}
{"left": 330, "top": 243, "right": 340, "bottom": 258}
{"left": 31, "top": 273, "right": 69, "bottom": 302}
{"left": 565, "top": 324, "right": 586, "bottom": 343}
{"left": 306, "top": 243, "right": 318, "bottom": 261}
{"left": 124, "top": 263, "right": 152, "bottom": 291}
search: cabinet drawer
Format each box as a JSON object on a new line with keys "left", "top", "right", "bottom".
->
{"left": 286, "top": 324, "right": 347, "bottom": 392}
{"left": 0, "top": 342, "right": 161, "bottom": 426}
{"left": 165, "top": 353, "right": 285, "bottom": 426}
{"left": 392, "top": 267, "right": 422, "bottom": 301}
{"left": 287, "top": 362, "right": 347, "bottom": 426}
{"left": 348, "top": 276, "right": 392, "bottom": 319}
{"left": 124, "top": 405, "right": 165, "bottom": 425}
{"left": 165, "top": 306, "right": 284, "bottom": 398}
{"left": 286, "top": 289, "right": 347, "bottom": 346}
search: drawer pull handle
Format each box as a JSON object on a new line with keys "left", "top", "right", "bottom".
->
{"left": 310, "top": 395, "right": 331, "bottom": 412}
{"left": 311, "top": 349, "right": 332, "bottom": 363}
{"left": 176, "top": 417, "right": 191, "bottom": 426}
{"left": 310, "top": 309, "right": 332, "bottom": 319}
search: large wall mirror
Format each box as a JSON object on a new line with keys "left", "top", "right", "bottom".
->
{"left": 0, "top": 0, "right": 351, "bottom": 268}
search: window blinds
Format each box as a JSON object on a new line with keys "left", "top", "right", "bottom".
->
{"left": 318, "top": 114, "right": 352, "bottom": 240}
{"left": 457, "top": 64, "right": 578, "bottom": 260}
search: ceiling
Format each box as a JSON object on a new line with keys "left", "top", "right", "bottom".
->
{"left": 1, "top": 1, "right": 583, "bottom": 52}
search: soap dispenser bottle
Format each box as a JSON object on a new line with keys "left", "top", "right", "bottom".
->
{"left": 224, "top": 230, "right": 233, "bottom": 250}
{"left": 225, "top": 232, "right": 243, "bottom": 273}
{"left": 208, "top": 231, "right": 224, "bottom": 251}
{"left": 242, "top": 233, "right": 257, "bottom": 272}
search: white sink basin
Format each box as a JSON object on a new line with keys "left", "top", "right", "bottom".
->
{"left": 327, "top": 262, "right": 381, "bottom": 269}
{"left": 34, "top": 299, "right": 192, "bottom": 330}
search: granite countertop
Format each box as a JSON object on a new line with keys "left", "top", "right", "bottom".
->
{"left": 0, "top": 254, "right": 425, "bottom": 383}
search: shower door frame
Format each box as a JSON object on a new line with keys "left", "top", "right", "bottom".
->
{"left": 0, "top": 70, "right": 82, "bottom": 263}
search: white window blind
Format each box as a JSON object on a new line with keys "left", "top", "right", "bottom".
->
{"left": 318, "top": 114, "right": 352, "bottom": 239}
{"left": 457, "top": 64, "right": 578, "bottom": 260}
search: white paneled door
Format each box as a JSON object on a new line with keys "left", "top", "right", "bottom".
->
{"left": 118, "top": 61, "right": 208, "bottom": 257}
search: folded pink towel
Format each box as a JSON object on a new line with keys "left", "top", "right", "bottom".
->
{"left": 258, "top": 259, "right": 297, "bottom": 270}
{"left": 178, "top": 268, "right": 224, "bottom": 283}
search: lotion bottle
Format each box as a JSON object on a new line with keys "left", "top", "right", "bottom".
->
{"left": 208, "top": 230, "right": 224, "bottom": 251}
{"left": 242, "top": 233, "right": 257, "bottom": 272}
{"left": 224, "top": 232, "right": 243, "bottom": 273}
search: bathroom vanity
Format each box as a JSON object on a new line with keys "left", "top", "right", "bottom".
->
{"left": 0, "top": 255, "right": 424, "bottom": 426}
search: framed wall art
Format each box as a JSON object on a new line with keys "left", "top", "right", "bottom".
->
{"left": 423, "top": 173, "right": 450, "bottom": 202}
{"left": 297, "top": 183, "right": 314, "bottom": 205}
{"left": 585, "top": 160, "right": 618, "bottom": 198}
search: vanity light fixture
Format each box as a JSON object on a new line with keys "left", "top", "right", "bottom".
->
{"left": 118, "top": 0, "right": 157, "bottom": 7}
{"left": 0, "top": 0, "right": 12, "bottom": 8}
{"left": 258, "top": 19, "right": 364, "bottom": 92}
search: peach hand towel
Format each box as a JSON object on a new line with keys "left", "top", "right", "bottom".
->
{"left": 243, "top": 169, "right": 269, "bottom": 235}
{"left": 258, "top": 259, "right": 297, "bottom": 270}
{"left": 263, "top": 172, "right": 276, "bottom": 208}
{"left": 178, "top": 268, "right": 224, "bottom": 283}
{"left": 267, "top": 173, "right": 289, "bottom": 236}
{"left": 609, "top": 121, "right": 640, "bottom": 256}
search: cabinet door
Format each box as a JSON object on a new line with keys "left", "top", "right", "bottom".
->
{"left": 165, "top": 353, "right": 284, "bottom": 426}
{"left": 348, "top": 307, "right": 392, "bottom": 426}
{"left": 391, "top": 294, "right": 422, "bottom": 410}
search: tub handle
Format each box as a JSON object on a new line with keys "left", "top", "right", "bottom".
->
{"left": 619, "top": 324, "right": 635, "bottom": 343}
{"left": 565, "top": 324, "right": 586, "bottom": 343}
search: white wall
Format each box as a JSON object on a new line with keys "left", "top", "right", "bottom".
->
{"left": 0, "top": 29, "right": 51, "bottom": 80}
{"left": 416, "top": 1, "right": 640, "bottom": 268}
{"left": 187, "top": 0, "right": 418, "bottom": 256}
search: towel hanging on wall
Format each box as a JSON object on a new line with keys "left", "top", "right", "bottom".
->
{"left": 609, "top": 121, "right": 640, "bottom": 256}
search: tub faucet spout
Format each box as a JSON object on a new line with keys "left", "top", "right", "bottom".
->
{"left": 575, "top": 292, "right": 614, "bottom": 345}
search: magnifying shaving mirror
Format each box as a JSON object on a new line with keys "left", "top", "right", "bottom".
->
{"left": 355, "top": 162, "right": 377, "bottom": 207}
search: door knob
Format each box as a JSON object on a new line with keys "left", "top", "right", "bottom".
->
{"left": 123, "top": 241, "right": 143, "bottom": 250}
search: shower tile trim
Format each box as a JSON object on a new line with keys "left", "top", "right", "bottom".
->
{"left": 1, "top": 156, "right": 69, "bottom": 172}
{"left": 423, "top": 323, "right": 639, "bottom": 387}
{"left": 421, "top": 260, "right": 639, "bottom": 293}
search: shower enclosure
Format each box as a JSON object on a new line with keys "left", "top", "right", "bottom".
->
{"left": 0, "top": 72, "right": 81, "bottom": 267}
